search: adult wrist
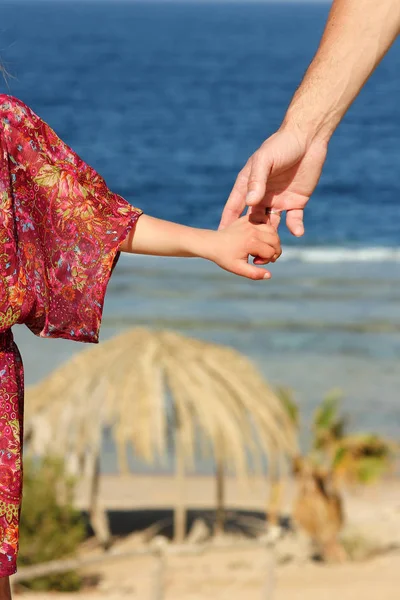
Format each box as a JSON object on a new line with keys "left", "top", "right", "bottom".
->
{"left": 281, "top": 102, "right": 338, "bottom": 147}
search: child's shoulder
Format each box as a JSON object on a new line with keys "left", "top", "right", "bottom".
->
{"left": 0, "top": 94, "right": 36, "bottom": 126}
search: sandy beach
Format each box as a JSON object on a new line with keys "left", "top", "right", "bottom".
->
{"left": 14, "top": 474, "right": 400, "bottom": 599}
{"left": 16, "top": 551, "right": 400, "bottom": 600}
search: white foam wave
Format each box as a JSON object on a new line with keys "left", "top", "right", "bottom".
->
{"left": 281, "top": 247, "right": 400, "bottom": 263}
{"left": 120, "top": 246, "right": 400, "bottom": 266}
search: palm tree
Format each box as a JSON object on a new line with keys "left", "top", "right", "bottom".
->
{"left": 25, "top": 328, "right": 297, "bottom": 545}
{"left": 311, "top": 392, "right": 396, "bottom": 486}
{"left": 292, "top": 457, "right": 346, "bottom": 563}
{"left": 277, "top": 389, "right": 396, "bottom": 562}
{"left": 332, "top": 433, "right": 396, "bottom": 486}
{"left": 312, "top": 389, "right": 346, "bottom": 466}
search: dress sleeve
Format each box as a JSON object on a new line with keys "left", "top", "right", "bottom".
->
{"left": 2, "top": 96, "right": 142, "bottom": 343}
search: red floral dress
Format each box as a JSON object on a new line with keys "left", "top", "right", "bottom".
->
{"left": 0, "top": 94, "right": 142, "bottom": 576}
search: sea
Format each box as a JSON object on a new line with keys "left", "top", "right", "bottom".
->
{"left": 2, "top": 0, "right": 400, "bottom": 472}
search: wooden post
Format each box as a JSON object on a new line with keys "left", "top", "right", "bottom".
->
{"left": 261, "top": 548, "right": 276, "bottom": 600}
{"left": 215, "top": 456, "right": 225, "bottom": 536}
{"left": 151, "top": 551, "right": 166, "bottom": 600}
{"left": 266, "top": 452, "right": 284, "bottom": 526}
{"left": 89, "top": 453, "right": 112, "bottom": 549}
{"left": 174, "top": 422, "right": 186, "bottom": 543}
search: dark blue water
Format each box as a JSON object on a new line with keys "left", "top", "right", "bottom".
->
{"left": 2, "top": 0, "right": 400, "bottom": 247}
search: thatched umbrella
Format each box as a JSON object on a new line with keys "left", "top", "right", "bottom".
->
{"left": 25, "top": 328, "right": 297, "bottom": 544}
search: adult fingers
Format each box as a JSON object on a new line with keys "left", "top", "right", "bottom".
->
{"left": 245, "top": 144, "right": 272, "bottom": 208}
{"left": 286, "top": 208, "right": 305, "bottom": 237}
{"left": 219, "top": 160, "right": 251, "bottom": 230}
{"left": 248, "top": 208, "right": 282, "bottom": 239}
{"left": 263, "top": 208, "right": 283, "bottom": 232}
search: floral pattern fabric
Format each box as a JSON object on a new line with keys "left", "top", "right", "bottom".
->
{"left": 0, "top": 94, "right": 142, "bottom": 576}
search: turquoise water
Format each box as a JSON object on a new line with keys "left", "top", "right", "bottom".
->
{"left": 15, "top": 253, "right": 400, "bottom": 472}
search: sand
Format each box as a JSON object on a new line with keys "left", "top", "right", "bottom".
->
{"left": 15, "top": 552, "right": 400, "bottom": 600}
{"left": 14, "top": 474, "right": 400, "bottom": 600}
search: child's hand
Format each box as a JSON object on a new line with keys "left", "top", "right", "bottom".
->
{"left": 121, "top": 214, "right": 280, "bottom": 280}
{"left": 207, "top": 215, "right": 282, "bottom": 280}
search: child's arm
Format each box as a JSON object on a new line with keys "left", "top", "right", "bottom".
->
{"left": 120, "top": 214, "right": 281, "bottom": 280}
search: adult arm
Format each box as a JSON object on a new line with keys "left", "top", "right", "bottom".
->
{"left": 220, "top": 0, "right": 400, "bottom": 235}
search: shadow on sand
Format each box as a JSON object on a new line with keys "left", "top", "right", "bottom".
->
{"left": 81, "top": 508, "right": 290, "bottom": 540}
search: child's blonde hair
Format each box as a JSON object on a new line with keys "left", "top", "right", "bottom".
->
{"left": 0, "top": 62, "right": 11, "bottom": 84}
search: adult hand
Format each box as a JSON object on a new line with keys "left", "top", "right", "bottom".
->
{"left": 220, "top": 0, "right": 400, "bottom": 237}
{"left": 219, "top": 126, "right": 328, "bottom": 236}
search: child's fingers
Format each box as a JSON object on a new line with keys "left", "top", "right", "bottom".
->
{"left": 253, "top": 246, "right": 281, "bottom": 265}
{"left": 249, "top": 239, "right": 279, "bottom": 262}
{"left": 254, "top": 251, "right": 280, "bottom": 265}
{"left": 257, "top": 228, "right": 282, "bottom": 253}
{"left": 249, "top": 227, "right": 281, "bottom": 264}
{"left": 248, "top": 225, "right": 281, "bottom": 254}
{"left": 253, "top": 256, "right": 270, "bottom": 265}
{"left": 232, "top": 262, "right": 271, "bottom": 280}
{"left": 246, "top": 216, "right": 282, "bottom": 255}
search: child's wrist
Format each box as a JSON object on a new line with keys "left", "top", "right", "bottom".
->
{"left": 185, "top": 228, "right": 218, "bottom": 261}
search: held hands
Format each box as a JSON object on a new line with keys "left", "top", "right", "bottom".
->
{"left": 121, "top": 213, "right": 281, "bottom": 281}
{"left": 206, "top": 214, "right": 281, "bottom": 280}
{"left": 219, "top": 126, "right": 328, "bottom": 236}
{"left": 215, "top": 125, "right": 329, "bottom": 279}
